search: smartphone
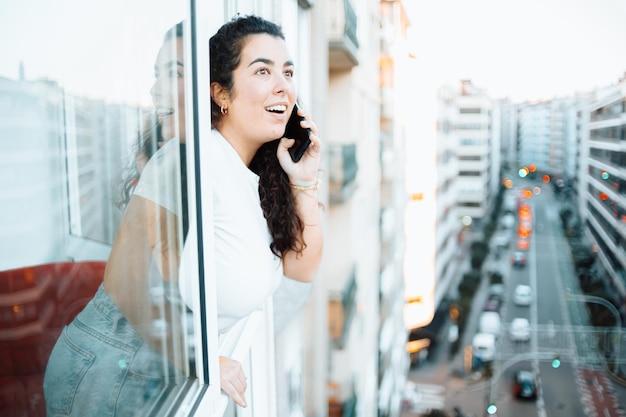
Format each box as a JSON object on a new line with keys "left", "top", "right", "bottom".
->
{"left": 284, "top": 103, "right": 311, "bottom": 163}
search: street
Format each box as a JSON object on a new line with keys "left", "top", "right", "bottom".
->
{"left": 404, "top": 180, "right": 626, "bottom": 417}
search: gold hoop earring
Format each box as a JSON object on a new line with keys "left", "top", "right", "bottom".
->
{"left": 220, "top": 105, "right": 228, "bottom": 115}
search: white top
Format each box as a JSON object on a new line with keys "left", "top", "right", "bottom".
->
{"left": 133, "top": 138, "right": 182, "bottom": 216}
{"left": 178, "top": 129, "right": 283, "bottom": 334}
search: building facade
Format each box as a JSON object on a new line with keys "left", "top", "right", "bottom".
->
{"left": 0, "top": 1, "right": 418, "bottom": 417}
{"left": 455, "top": 80, "right": 495, "bottom": 224}
{"left": 583, "top": 78, "right": 626, "bottom": 310}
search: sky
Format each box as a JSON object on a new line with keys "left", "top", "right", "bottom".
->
{"left": 404, "top": 0, "right": 626, "bottom": 102}
{"left": 0, "top": 0, "right": 185, "bottom": 106}
{"left": 3, "top": 1, "right": 624, "bottom": 105}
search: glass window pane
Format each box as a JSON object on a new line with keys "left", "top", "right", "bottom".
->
{"left": 0, "top": 1, "right": 204, "bottom": 416}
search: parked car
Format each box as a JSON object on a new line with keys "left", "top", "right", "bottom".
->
{"left": 513, "top": 285, "right": 532, "bottom": 306}
{"left": 492, "top": 231, "right": 512, "bottom": 250}
{"left": 472, "top": 332, "right": 496, "bottom": 363}
{"left": 501, "top": 213, "right": 516, "bottom": 229}
{"left": 513, "top": 370, "right": 538, "bottom": 399}
{"left": 478, "top": 311, "right": 501, "bottom": 336}
{"left": 407, "top": 298, "right": 452, "bottom": 366}
{"left": 488, "top": 283, "right": 505, "bottom": 302}
{"left": 401, "top": 380, "right": 422, "bottom": 411}
{"left": 482, "top": 298, "right": 501, "bottom": 313}
{"left": 509, "top": 317, "right": 531, "bottom": 342}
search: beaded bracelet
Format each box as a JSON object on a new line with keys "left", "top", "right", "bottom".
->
{"left": 289, "top": 180, "right": 320, "bottom": 191}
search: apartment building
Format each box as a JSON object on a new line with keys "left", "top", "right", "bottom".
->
{"left": 496, "top": 99, "right": 517, "bottom": 178}
{"left": 583, "top": 77, "right": 626, "bottom": 310}
{"left": 1, "top": 1, "right": 420, "bottom": 416}
{"left": 325, "top": 0, "right": 381, "bottom": 413}
{"left": 455, "top": 80, "right": 495, "bottom": 223}
{"left": 516, "top": 97, "right": 586, "bottom": 183}
{"left": 517, "top": 100, "right": 552, "bottom": 178}
{"left": 377, "top": 2, "right": 414, "bottom": 416}
{"left": 433, "top": 84, "right": 462, "bottom": 308}
{"left": 325, "top": 0, "right": 413, "bottom": 415}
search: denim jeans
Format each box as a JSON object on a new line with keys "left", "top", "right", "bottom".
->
{"left": 44, "top": 284, "right": 182, "bottom": 416}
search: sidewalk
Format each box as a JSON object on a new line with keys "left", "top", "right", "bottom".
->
{"left": 403, "top": 228, "right": 496, "bottom": 417}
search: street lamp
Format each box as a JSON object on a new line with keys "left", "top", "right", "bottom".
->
{"left": 485, "top": 351, "right": 558, "bottom": 416}
{"left": 565, "top": 289, "right": 621, "bottom": 373}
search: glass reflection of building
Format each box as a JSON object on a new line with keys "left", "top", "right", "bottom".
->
{"left": 0, "top": 72, "right": 145, "bottom": 416}
{"left": 0, "top": 72, "right": 145, "bottom": 271}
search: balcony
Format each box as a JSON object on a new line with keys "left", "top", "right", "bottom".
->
{"left": 328, "top": 0, "right": 359, "bottom": 70}
{"left": 214, "top": 298, "right": 276, "bottom": 416}
{"left": 328, "top": 267, "right": 357, "bottom": 349}
{"left": 380, "top": 87, "right": 394, "bottom": 121}
{"left": 328, "top": 143, "right": 358, "bottom": 204}
{"left": 328, "top": 382, "right": 357, "bottom": 417}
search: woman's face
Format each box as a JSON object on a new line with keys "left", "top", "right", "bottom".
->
{"left": 221, "top": 34, "right": 297, "bottom": 149}
{"left": 151, "top": 37, "right": 186, "bottom": 142}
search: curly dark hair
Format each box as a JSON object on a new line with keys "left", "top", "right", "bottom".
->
{"left": 116, "top": 112, "right": 162, "bottom": 210}
{"left": 210, "top": 15, "right": 305, "bottom": 257}
{"left": 115, "top": 113, "right": 189, "bottom": 238}
{"left": 209, "top": 15, "right": 285, "bottom": 122}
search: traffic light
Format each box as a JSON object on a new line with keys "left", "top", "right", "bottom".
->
{"left": 552, "top": 355, "right": 561, "bottom": 368}
{"left": 486, "top": 403, "right": 498, "bottom": 415}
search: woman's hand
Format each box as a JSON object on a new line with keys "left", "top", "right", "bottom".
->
{"left": 277, "top": 106, "right": 322, "bottom": 184}
{"left": 219, "top": 356, "right": 247, "bottom": 408}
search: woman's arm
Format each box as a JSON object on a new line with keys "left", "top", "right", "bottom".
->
{"left": 106, "top": 196, "right": 249, "bottom": 407}
{"left": 281, "top": 185, "right": 323, "bottom": 282}
{"left": 103, "top": 195, "right": 186, "bottom": 368}
{"left": 277, "top": 107, "right": 324, "bottom": 282}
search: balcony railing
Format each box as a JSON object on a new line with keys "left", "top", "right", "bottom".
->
{"left": 214, "top": 298, "right": 276, "bottom": 416}
{"left": 328, "top": 0, "right": 359, "bottom": 70}
{"left": 328, "top": 143, "right": 358, "bottom": 204}
{"left": 328, "top": 267, "right": 357, "bottom": 349}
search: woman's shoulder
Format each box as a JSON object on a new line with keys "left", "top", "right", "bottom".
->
{"left": 205, "top": 129, "right": 241, "bottom": 167}
{"left": 137, "top": 139, "right": 179, "bottom": 182}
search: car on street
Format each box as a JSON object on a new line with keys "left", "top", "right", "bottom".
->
{"left": 511, "top": 251, "right": 527, "bottom": 267}
{"left": 407, "top": 298, "right": 452, "bottom": 366}
{"left": 482, "top": 298, "right": 501, "bottom": 313}
{"left": 513, "top": 370, "right": 538, "bottom": 399}
{"left": 501, "top": 213, "right": 515, "bottom": 229}
{"left": 517, "top": 220, "right": 533, "bottom": 238}
{"left": 516, "top": 237, "right": 530, "bottom": 251}
{"left": 492, "top": 231, "right": 512, "bottom": 251}
{"left": 478, "top": 311, "right": 501, "bottom": 336}
{"left": 509, "top": 317, "right": 531, "bottom": 342}
{"left": 518, "top": 203, "right": 532, "bottom": 221}
{"left": 488, "top": 283, "right": 505, "bottom": 302}
{"left": 401, "top": 380, "right": 422, "bottom": 411}
{"left": 513, "top": 284, "right": 532, "bottom": 306}
{"left": 472, "top": 332, "right": 496, "bottom": 363}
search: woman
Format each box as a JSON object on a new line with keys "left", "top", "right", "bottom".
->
{"left": 184, "top": 14, "right": 323, "bottom": 407}
{"left": 45, "top": 14, "right": 322, "bottom": 414}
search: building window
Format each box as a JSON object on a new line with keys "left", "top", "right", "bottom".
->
{"left": 0, "top": 1, "right": 222, "bottom": 415}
